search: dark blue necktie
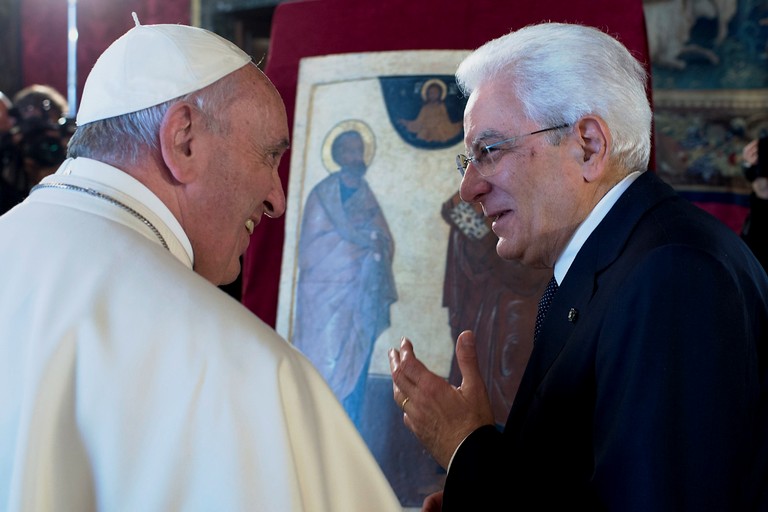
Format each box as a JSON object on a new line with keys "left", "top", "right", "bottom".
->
{"left": 534, "top": 276, "right": 558, "bottom": 342}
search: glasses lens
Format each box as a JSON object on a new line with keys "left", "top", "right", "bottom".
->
{"left": 456, "top": 154, "right": 469, "bottom": 175}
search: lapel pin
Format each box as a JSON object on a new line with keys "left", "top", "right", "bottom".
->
{"left": 568, "top": 308, "right": 578, "bottom": 323}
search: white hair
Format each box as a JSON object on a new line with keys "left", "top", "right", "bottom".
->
{"left": 67, "top": 67, "right": 243, "bottom": 165}
{"left": 456, "top": 23, "right": 652, "bottom": 173}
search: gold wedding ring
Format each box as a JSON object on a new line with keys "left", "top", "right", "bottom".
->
{"left": 400, "top": 396, "right": 410, "bottom": 411}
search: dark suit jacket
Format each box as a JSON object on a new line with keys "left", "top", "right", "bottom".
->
{"left": 443, "top": 171, "right": 768, "bottom": 511}
{"left": 742, "top": 192, "right": 768, "bottom": 273}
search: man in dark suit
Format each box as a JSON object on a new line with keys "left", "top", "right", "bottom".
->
{"left": 389, "top": 22, "right": 768, "bottom": 511}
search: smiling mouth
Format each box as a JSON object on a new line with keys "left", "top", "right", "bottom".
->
{"left": 245, "top": 219, "right": 255, "bottom": 235}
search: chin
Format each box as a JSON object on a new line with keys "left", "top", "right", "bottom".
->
{"left": 495, "top": 238, "right": 523, "bottom": 263}
{"left": 220, "top": 265, "right": 241, "bottom": 287}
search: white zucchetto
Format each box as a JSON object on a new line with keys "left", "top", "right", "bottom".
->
{"left": 76, "top": 13, "right": 251, "bottom": 126}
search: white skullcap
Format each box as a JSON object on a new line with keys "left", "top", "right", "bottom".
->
{"left": 76, "top": 13, "right": 251, "bottom": 126}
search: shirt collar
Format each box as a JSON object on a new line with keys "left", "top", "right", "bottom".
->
{"left": 554, "top": 170, "right": 643, "bottom": 284}
{"left": 52, "top": 157, "right": 194, "bottom": 268}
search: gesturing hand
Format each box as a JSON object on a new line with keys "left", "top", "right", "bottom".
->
{"left": 421, "top": 491, "right": 443, "bottom": 512}
{"left": 743, "top": 139, "right": 758, "bottom": 167}
{"left": 389, "top": 330, "right": 494, "bottom": 468}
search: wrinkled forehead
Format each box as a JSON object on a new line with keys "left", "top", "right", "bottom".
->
{"left": 230, "top": 66, "right": 286, "bottom": 119}
{"left": 463, "top": 82, "right": 527, "bottom": 138}
{"left": 230, "top": 68, "right": 289, "bottom": 151}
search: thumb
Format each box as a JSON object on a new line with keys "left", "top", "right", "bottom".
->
{"left": 456, "top": 330, "right": 495, "bottom": 426}
{"left": 455, "top": 330, "right": 486, "bottom": 396}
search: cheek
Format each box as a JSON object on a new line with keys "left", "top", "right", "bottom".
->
{"left": 530, "top": 181, "right": 564, "bottom": 234}
{"left": 252, "top": 166, "right": 281, "bottom": 204}
{"left": 505, "top": 172, "right": 553, "bottom": 238}
{"left": 225, "top": 162, "right": 263, "bottom": 210}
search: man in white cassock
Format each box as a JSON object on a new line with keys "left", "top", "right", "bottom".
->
{"left": 0, "top": 15, "right": 401, "bottom": 512}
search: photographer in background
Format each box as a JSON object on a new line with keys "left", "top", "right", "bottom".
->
{"left": 0, "top": 91, "right": 19, "bottom": 214}
{"left": 0, "top": 85, "right": 74, "bottom": 215}
{"left": 741, "top": 136, "right": 768, "bottom": 271}
{"left": 0, "top": 92, "right": 13, "bottom": 135}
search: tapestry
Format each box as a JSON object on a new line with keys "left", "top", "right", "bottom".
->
{"left": 644, "top": 0, "right": 768, "bottom": 231}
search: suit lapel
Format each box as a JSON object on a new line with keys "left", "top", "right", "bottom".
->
{"left": 505, "top": 171, "right": 676, "bottom": 432}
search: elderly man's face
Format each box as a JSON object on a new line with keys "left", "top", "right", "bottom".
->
{"left": 458, "top": 81, "right": 583, "bottom": 269}
{"left": 191, "top": 66, "right": 289, "bottom": 285}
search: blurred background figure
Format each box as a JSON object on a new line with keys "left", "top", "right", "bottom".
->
{"left": 0, "top": 84, "right": 74, "bottom": 215}
{"left": 13, "top": 84, "right": 68, "bottom": 123}
{"left": 0, "top": 92, "right": 13, "bottom": 136}
{"left": 0, "top": 92, "right": 17, "bottom": 213}
{"left": 741, "top": 135, "right": 768, "bottom": 271}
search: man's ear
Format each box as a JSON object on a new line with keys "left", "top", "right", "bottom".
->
{"left": 573, "top": 115, "right": 611, "bottom": 183}
{"left": 159, "top": 101, "right": 204, "bottom": 184}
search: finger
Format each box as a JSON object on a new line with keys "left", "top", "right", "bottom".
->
{"left": 399, "top": 336, "right": 415, "bottom": 360}
{"left": 455, "top": 330, "right": 487, "bottom": 397}
{"left": 389, "top": 339, "right": 418, "bottom": 405}
{"left": 392, "top": 336, "right": 416, "bottom": 362}
{"left": 398, "top": 338, "right": 428, "bottom": 381}
{"left": 388, "top": 346, "right": 405, "bottom": 402}
{"left": 393, "top": 338, "right": 424, "bottom": 387}
{"left": 388, "top": 346, "right": 401, "bottom": 373}
{"left": 391, "top": 338, "right": 434, "bottom": 411}
{"left": 421, "top": 491, "right": 443, "bottom": 512}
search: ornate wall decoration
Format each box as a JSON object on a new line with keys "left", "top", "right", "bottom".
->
{"left": 644, "top": 0, "right": 768, "bottom": 230}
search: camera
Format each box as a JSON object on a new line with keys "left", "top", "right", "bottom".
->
{"left": 1, "top": 112, "right": 75, "bottom": 168}
{"left": 16, "top": 116, "right": 74, "bottom": 167}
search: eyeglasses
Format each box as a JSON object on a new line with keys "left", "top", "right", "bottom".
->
{"left": 455, "top": 123, "right": 570, "bottom": 177}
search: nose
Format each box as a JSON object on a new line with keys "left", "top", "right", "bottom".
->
{"left": 458, "top": 164, "right": 489, "bottom": 204}
{"left": 263, "top": 169, "right": 286, "bottom": 218}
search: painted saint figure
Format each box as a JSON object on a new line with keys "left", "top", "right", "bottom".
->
{"left": 398, "top": 79, "right": 463, "bottom": 143}
{"left": 293, "top": 122, "right": 397, "bottom": 429}
{"left": 442, "top": 192, "right": 550, "bottom": 424}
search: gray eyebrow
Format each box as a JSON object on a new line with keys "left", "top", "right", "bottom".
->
{"left": 471, "top": 128, "right": 506, "bottom": 148}
{"left": 258, "top": 138, "right": 290, "bottom": 158}
{"left": 268, "top": 138, "right": 290, "bottom": 153}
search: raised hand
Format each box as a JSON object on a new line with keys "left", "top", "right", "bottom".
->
{"left": 389, "top": 330, "right": 494, "bottom": 468}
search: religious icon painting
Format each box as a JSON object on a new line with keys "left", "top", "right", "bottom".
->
{"left": 277, "top": 50, "right": 549, "bottom": 509}
{"left": 380, "top": 76, "right": 465, "bottom": 149}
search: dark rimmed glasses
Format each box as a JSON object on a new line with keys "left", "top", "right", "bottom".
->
{"left": 456, "top": 123, "right": 571, "bottom": 177}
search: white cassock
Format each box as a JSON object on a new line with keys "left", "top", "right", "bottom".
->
{"left": 0, "top": 157, "right": 402, "bottom": 512}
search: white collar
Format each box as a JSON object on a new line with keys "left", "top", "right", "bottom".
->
{"left": 42, "top": 157, "right": 194, "bottom": 269}
{"left": 554, "top": 171, "right": 642, "bottom": 285}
